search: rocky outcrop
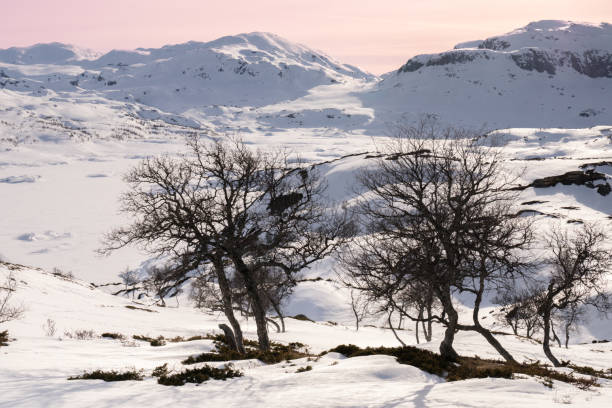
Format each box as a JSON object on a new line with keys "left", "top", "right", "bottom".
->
{"left": 398, "top": 51, "right": 486, "bottom": 73}
{"left": 478, "top": 38, "right": 511, "bottom": 51}
{"left": 528, "top": 170, "right": 611, "bottom": 196}
{"left": 511, "top": 49, "right": 557, "bottom": 75}
{"left": 531, "top": 170, "right": 606, "bottom": 188}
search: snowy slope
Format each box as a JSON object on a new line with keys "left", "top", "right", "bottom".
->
{"left": 1, "top": 20, "right": 611, "bottom": 146}
{"left": 372, "top": 20, "right": 612, "bottom": 129}
{"left": 0, "top": 33, "right": 373, "bottom": 112}
{"left": 2, "top": 262, "right": 612, "bottom": 408}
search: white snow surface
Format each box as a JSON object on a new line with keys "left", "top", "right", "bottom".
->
{"left": 2, "top": 263, "right": 612, "bottom": 408}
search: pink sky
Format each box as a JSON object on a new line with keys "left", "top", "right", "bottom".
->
{"left": 2, "top": 0, "right": 612, "bottom": 74}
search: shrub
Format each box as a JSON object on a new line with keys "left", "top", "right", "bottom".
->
{"left": 51, "top": 267, "right": 74, "bottom": 280}
{"left": 0, "top": 330, "right": 9, "bottom": 346}
{"left": 291, "top": 314, "right": 314, "bottom": 322}
{"left": 324, "top": 344, "right": 600, "bottom": 389}
{"left": 327, "top": 344, "right": 361, "bottom": 357}
{"left": 328, "top": 344, "right": 448, "bottom": 376}
{"left": 296, "top": 365, "right": 312, "bottom": 373}
{"left": 133, "top": 334, "right": 166, "bottom": 346}
{"left": 68, "top": 369, "right": 143, "bottom": 382}
{"left": 182, "top": 337, "right": 308, "bottom": 365}
{"left": 125, "top": 305, "right": 156, "bottom": 313}
{"left": 157, "top": 365, "right": 242, "bottom": 386}
{"left": 42, "top": 319, "right": 56, "bottom": 337}
{"left": 64, "top": 330, "right": 97, "bottom": 340}
{"left": 568, "top": 364, "right": 612, "bottom": 380}
{"left": 101, "top": 332, "right": 124, "bottom": 340}
{"left": 152, "top": 363, "right": 169, "bottom": 377}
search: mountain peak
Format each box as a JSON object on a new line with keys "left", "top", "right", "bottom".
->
{"left": 0, "top": 42, "right": 101, "bottom": 65}
{"left": 447, "top": 19, "right": 612, "bottom": 54}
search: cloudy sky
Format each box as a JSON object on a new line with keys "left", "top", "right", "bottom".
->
{"left": 2, "top": 0, "right": 612, "bottom": 74}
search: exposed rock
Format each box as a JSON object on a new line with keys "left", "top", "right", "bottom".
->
{"left": 567, "top": 219, "right": 584, "bottom": 224}
{"left": 579, "top": 161, "right": 612, "bottom": 169}
{"left": 399, "top": 51, "right": 486, "bottom": 73}
{"left": 596, "top": 183, "right": 611, "bottom": 196}
{"left": 511, "top": 49, "right": 556, "bottom": 75}
{"left": 562, "top": 50, "right": 612, "bottom": 78}
{"left": 478, "top": 38, "right": 511, "bottom": 51}
{"left": 398, "top": 60, "right": 424, "bottom": 73}
{"left": 516, "top": 209, "right": 544, "bottom": 217}
{"left": 521, "top": 200, "right": 548, "bottom": 205}
{"left": 268, "top": 192, "right": 303, "bottom": 215}
{"left": 531, "top": 170, "right": 606, "bottom": 188}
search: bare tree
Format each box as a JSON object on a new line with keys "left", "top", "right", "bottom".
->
{"left": 341, "top": 120, "right": 532, "bottom": 362}
{"left": 255, "top": 267, "right": 295, "bottom": 333}
{"left": 224, "top": 266, "right": 295, "bottom": 333}
{"left": 1, "top": 272, "right": 24, "bottom": 325}
{"left": 349, "top": 290, "right": 369, "bottom": 331}
{"left": 536, "top": 224, "right": 611, "bottom": 367}
{"left": 560, "top": 303, "right": 586, "bottom": 349}
{"left": 495, "top": 288, "right": 541, "bottom": 339}
{"left": 188, "top": 255, "right": 246, "bottom": 353}
{"left": 143, "top": 265, "right": 171, "bottom": 307}
{"left": 102, "top": 137, "right": 353, "bottom": 351}
{"left": 118, "top": 267, "right": 139, "bottom": 299}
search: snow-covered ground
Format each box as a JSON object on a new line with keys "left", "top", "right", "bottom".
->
{"left": 1, "top": 125, "right": 612, "bottom": 408}
{"left": 2, "top": 262, "right": 612, "bottom": 408}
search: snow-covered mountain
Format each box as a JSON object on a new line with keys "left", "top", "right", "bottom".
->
{"left": 372, "top": 20, "right": 612, "bottom": 129}
{"left": 1, "top": 20, "right": 611, "bottom": 145}
{"left": 0, "top": 33, "right": 373, "bottom": 112}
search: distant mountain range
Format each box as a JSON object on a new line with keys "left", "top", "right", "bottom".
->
{"left": 1, "top": 20, "right": 611, "bottom": 145}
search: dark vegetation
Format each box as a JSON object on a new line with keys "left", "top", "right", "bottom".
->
{"left": 182, "top": 334, "right": 308, "bottom": 365}
{"left": 68, "top": 369, "right": 144, "bottom": 382}
{"left": 132, "top": 333, "right": 210, "bottom": 347}
{"left": 125, "top": 305, "right": 157, "bottom": 313}
{"left": 0, "top": 329, "right": 9, "bottom": 346}
{"left": 157, "top": 365, "right": 243, "bottom": 386}
{"left": 291, "top": 314, "right": 314, "bottom": 322}
{"left": 326, "top": 344, "right": 600, "bottom": 389}
{"left": 133, "top": 335, "right": 166, "bottom": 347}
{"left": 568, "top": 364, "right": 612, "bottom": 380}
{"left": 101, "top": 332, "right": 124, "bottom": 340}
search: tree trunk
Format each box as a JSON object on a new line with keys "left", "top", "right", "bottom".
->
{"left": 551, "top": 320, "right": 561, "bottom": 347}
{"left": 213, "top": 257, "right": 245, "bottom": 354}
{"left": 232, "top": 256, "right": 271, "bottom": 351}
{"left": 424, "top": 288, "right": 433, "bottom": 342}
{"left": 425, "top": 303, "right": 433, "bottom": 342}
{"left": 388, "top": 311, "right": 406, "bottom": 347}
{"left": 471, "top": 279, "right": 516, "bottom": 364}
{"left": 415, "top": 308, "right": 422, "bottom": 344}
{"left": 439, "top": 294, "right": 460, "bottom": 362}
{"left": 266, "top": 317, "right": 281, "bottom": 333}
{"left": 270, "top": 300, "right": 286, "bottom": 333}
{"left": 218, "top": 323, "right": 238, "bottom": 351}
{"left": 397, "top": 302, "right": 404, "bottom": 330}
{"left": 474, "top": 326, "right": 517, "bottom": 363}
{"left": 542, "top": 306, "right": 561, "bottom": 367}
